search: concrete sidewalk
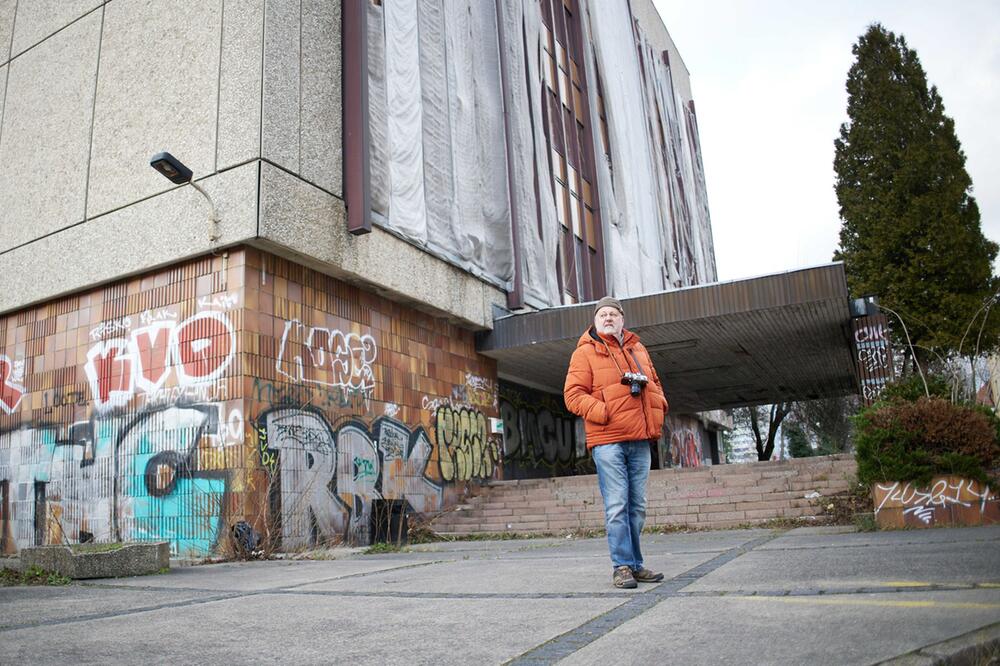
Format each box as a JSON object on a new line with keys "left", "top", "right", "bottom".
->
{"left": 2, "top": 525, "right": 998, "bottom": 665}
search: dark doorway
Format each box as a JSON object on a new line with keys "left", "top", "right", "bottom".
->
{"left": 34, "top": 481, "right": 47, "bottom": 546}
{"left": 370, "top": 500, "right": 408, "bottom": 546}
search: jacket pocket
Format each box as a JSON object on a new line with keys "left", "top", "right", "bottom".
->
{"left": 649, "top": 403, "right": 665, "bottom": 435}
{"left": 601, "top": 383, "right": 633, "bottom": 421}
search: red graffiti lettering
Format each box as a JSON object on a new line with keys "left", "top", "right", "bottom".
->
{"left": 0, "top": 355, "right": 25, "bottom": 414}
{"left": 85, "top": 340, "right": 134, "bottom": 407}
{"left": 173, "top": 312, "right": 234, "bottom": 383}
{"left": 85, "top": 311, "right": 235, "bottom": 409}
{"left": 132, "top": 322, "right": 173, "bottom": 392}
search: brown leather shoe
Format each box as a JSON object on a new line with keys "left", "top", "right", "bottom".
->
{"left": 613, "top": 565, "right": 637, "bottom": 588}
{"left": 631, "top": 567, "right": 664, "bottom": 583}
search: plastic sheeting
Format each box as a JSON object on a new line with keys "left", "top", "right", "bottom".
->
{"left": 583, "top": 0, "right": 666, "bottom": 298}
{"left": 367, "top": 0, "right": 513, "bottom": 287}
{"left": 383, "top": 0, "right": 427, "bottom": 242}
{"left": 497, "top": 0, "right": 561, "bottom": 307}
{"left": 366, "top": 0, "right": 716, "bottom": 306}
{"left": 581, "top": 0, "right": 716, "bottom": 294}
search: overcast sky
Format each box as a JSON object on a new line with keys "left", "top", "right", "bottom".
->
{"left": 653, "top": 0, "right": 1000, "bottom": 282}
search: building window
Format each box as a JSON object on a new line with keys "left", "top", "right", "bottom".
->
{"left": 539, "top": 0, "right": 605, "bottom": 305}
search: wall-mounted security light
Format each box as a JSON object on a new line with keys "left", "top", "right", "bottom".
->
{"left": 149, "top": 151, "right": 220, "bottom": 243}
{"left": 150, "top": 152, "right": 193, "bottom": 184}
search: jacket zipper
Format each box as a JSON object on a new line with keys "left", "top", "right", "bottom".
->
{"left": 615, "top": 338, "right": 649, "bottom": 437}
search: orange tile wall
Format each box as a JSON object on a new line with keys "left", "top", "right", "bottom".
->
{"left": 0, "top": 247, "right": 501, "bottom": 556}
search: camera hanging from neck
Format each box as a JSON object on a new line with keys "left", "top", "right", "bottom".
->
{"left": 599, "top": 337, "right": 649, "bottom": 397}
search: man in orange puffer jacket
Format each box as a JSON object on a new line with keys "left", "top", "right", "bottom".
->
{"left": 564, "top": 296, "right": 668, "bottom": 588}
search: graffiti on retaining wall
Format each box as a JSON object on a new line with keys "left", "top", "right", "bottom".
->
{"left": 873, "top": 478, "right": 999, "bottom": 527}
{"left": 0, "top": 402, "right": 239, "bottom": 556}
{"left": 254, "top": 408, "right": 441, "bottom": 547}
{"left": 84, "top": 311, "right": 236, "bottom": 412}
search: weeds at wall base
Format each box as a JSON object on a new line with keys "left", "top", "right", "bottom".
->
{"left": 1, "top": 566, "right": 71, "bottom": 587}
{"left": 364, "top": 542, "right": 405, "bottom": 554}
{"left": 853, "top": 513, "right": 877, "bottom": 532}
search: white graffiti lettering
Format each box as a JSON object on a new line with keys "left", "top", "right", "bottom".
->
{"left": 854, "top": 324, "right": 886, "bottom": 344}
{"left": 197, "top": 293, "right": 240, "bottom": 311}
{"left": 275, "top": 320, "right": 378, "bottom": 399}
{"left": 89, "top": 316, "right": 132, "bottom": 341}
{"left": 138, "top": 308, "right": 178, "bottom": 326}
{"left": 875, "top": 479, "right": 997, "bottom": 517}
{"left": 858, "top": 347, "right": 889, "bottom": 372}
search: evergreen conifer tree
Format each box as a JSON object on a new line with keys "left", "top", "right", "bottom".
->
{"left": 785, "top": 424, "right": 814, "bottom": 458}
{"left": 834, "top": 24, "right": 999, "bottom": 364}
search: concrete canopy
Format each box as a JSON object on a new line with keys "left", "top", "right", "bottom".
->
{"left": 476, "top": 264, "right": 859, "bottom": 413}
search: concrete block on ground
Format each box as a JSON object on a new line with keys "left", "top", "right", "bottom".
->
{"left": 20, "top": 542, "right": 169, "bottom": 579}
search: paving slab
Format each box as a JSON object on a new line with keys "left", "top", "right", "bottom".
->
{"left": 556, "top": 589, "right": 1000, "bottom": 666}
{"left": 0, "top": 585, "right": 223, "bottom": 629}
{"left": 760, "top": 524, "right": 1000, "bottom": 551}
{"left": 685, "top": 528, "right": 1000, "bottom": 594}
{"left": 87, "top": 557, "right": 444, "bottom": 592}
{"left": 2, "top": 525, "right": 998, "bottom": 665}
{"left": 1, "top": 593, "right": 625, "bottom": 665}
{"left": 295, "top": 550, "right": 714, "bottom": 596}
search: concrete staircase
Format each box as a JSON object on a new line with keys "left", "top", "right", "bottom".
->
{"left": 431, "top": 455, "right": 857, "bottom": 535}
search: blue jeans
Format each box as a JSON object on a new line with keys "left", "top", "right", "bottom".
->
{"left": 592, "top": 441, "right": 651, "bottom": 570}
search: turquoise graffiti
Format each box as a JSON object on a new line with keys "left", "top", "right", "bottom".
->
{"left": 0, "top": 403, "right": 233, "bottom": 557}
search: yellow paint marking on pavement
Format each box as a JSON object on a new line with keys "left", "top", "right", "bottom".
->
{"left": 980, "top": 583, "right": 1000, "bottom": 589}
{"left": 731, "top": 597, "right": 1000, "bottom": 610}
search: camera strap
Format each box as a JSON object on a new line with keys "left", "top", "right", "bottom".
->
{"left": 628, "top": 349, "right": 645, "bottom": 376}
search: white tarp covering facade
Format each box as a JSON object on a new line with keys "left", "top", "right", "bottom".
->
{"left": 368, "top": 0, "right": 514, "bottom": 288}
{"left": 367, "top": 0, "right": 715, "bottom": 306}
{"left": 581, "top": 0, "right": 716, "bottom": 296}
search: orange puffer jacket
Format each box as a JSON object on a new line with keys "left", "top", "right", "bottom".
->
{"left": 564, "top": 327, "right": 669, "bottom": 448}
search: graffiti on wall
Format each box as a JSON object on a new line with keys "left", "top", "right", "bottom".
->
{"left": 254, "top": 408, "right": 441, "bottom": 547}
{"left": 666, "top": 415, "right": 706, "bottom": 468}
{"left": 452, "top": 373, "right": 498, "bottom": 410}
{"left": 0, "top": 402, "right": 241, "bottom": 556}
{"left": 84, "top": 310, "right": 236, "bottom": 412}
{"left": 498, "top": 384, "right": 588, "bottom": 478}
{"left": 853, "top": 315, "right": 894, "bottom": 406}
{"left": 1, "top": 249, "right": 501, "bottom": 554}
{"left": 417, "top": 372, "right": 502, "bottom": 483}
{"left": 873, "top": 477, "right": 999, "bottom": 528}
{"left": 275, "top": 319, "right": 378, "bottom": 402}
{"left": 435, "top": 406, "right": 500, "bottom": 482}
{"left": 0, "top": 355, "right": 25, "bottom": 415}
{"left": 251, "top": 377, "right": 370, "bottom": 414}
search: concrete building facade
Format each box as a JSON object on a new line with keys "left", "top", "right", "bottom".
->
{"left": 0, "top": 0, "right": 724, "bottom": 557}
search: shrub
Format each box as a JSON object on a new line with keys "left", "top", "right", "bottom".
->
{"left": 854, "top": 396, "right": 999, "bottom": 486}
{"left": 877, "top": 373, "right": 950, "bottom": 402}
